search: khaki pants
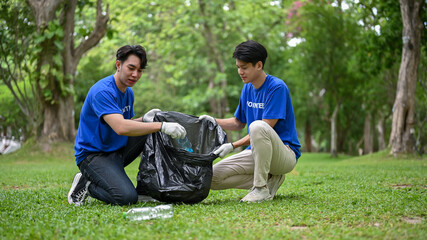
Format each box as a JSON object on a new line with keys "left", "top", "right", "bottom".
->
{"left": 211, "top": 120, "right": 296, "bottom": 190}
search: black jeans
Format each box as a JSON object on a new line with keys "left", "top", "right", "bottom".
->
{"left": 78, "top": 135, "right": 147, "bottom": 205}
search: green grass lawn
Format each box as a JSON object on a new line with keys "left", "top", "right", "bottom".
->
{"left": 0, "top": 143, "right": 425, "bottom": 239}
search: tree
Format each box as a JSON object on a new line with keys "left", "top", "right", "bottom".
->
{"left": 28, "top": 0, "right": 109, "bottom": 142}
{"left": 1, "top": 0, "right": 109, "bottom": 143}
{"left": 291, "top": 2, "right": 360, "bottom": 157}
{"left": 0, "top": 0, "right": 40, "bottom": 138}
{"left": 350, "top": 0, "right": 402, "bottom": 154}
{"left": 0, "top": 84, "right": 27, "bottom": 139}
{"left": 389, "top": 0, "right": 424, "bottom": 155}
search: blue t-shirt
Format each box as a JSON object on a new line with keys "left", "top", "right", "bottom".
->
{"left": 74, "top": 75, "right": 135, "bottom": 165}
{"left": 234, "top": 74, "right": 301, "bottom": 159}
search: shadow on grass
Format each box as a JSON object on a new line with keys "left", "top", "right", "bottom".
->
{"left": 201, "top": 199, "right": 241, "bottom": 205}
{"left": 273, "top": 193, "right": 304, "bottom": 201}
{"left": 201, "top": 193, "right": 305, "bottom": 205}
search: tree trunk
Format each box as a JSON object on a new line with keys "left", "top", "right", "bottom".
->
{"left": 363, "top": 113, "right": 374, "bottom": 154}
{"left": 376, "top": 115, "right": 386, "bottom": 151}
{"left": 304, "top": 119, "right": 312, "bottom": 152}
{"left": 330, "top": 104, "right": 339, "bottom": 157}
{"left": 389, "top": 0, "right": 423, "bottom": 155}
{"left": 26, "top": 0, "right": 64, "bottom": 30}
{"left": 27, "top": 0, "right": 109, "bottom": 143}
{"left": 356, "top": 136, "right": 363, "bottom": 156}
{"left": 41, "top": 95, "right": 75, "bottom": 141}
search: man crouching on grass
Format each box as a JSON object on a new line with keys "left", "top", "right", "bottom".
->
{"left": 67, "top": 45, "right": 186, "bottom": 206}
{"left": 200, "top": 40, "right": 301, "bottom": 203}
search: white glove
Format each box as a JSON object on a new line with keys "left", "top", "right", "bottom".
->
{"left": 161, "top": 122, "right": 187, "bottom": 139}
{"left": 199, "top": 115, "right": 216, "bottom": 124}
{"left": 143, "top": 108, "right": 161, "bottom": 122}
{"left": 214, "top": 143, "right": 234, "bottom": 158}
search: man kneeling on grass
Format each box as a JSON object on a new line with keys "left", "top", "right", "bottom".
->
{"left": 200, "top": 40, "right": 301, "bottom": 203}
{"left": 68, "top": 45, "right": 186, "bottom": 206}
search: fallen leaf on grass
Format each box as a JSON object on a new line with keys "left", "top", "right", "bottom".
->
{"left": 290, "top": 226, "right": 308, "bottom": 230}
{"left": 391, "top": 184, "right": 412, "bottom": 189}
{"left": 2, "top": 185, "right": 31, "bottom": 190}
{"left": 402, "top": 217, "right": 422, "bottom": 224}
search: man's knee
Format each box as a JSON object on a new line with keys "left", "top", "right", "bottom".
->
{"left": 211, "top": 165, "right": 224, "bottom": 190}
{"left": 249, "top": 120, "right": 270, "bottom": 135}
{"left": 210, "top": 179, "right": 221, "bottom": 190}
{"left": 114, "top": 189, "right": 138, "bottom": 206}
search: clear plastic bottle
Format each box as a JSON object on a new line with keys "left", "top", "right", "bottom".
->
{"left": 177, "top": 137, "right": 193, "bottom": 152}
{"left": 123, "top": 204, "right": 173, "bottom": 221}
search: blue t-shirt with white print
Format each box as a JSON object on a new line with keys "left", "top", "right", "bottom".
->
{"left": 74, "top": 74, "right": 135, "bottom": 165}
{"left": 234, "top": 74, "right": 301, "bottom": 159}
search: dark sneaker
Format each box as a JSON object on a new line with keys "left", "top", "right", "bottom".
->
{"left": 267, "top": 174, "right": 286, "bottom": 200}
{"left": 67, "top": 173, "right": 89, "bottom": 206}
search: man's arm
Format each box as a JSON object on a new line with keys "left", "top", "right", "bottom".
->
{"left": 132, "top": 117, "right": 143, "bottom": 122}
{"left": 216, "top": 117, "right": 246, "bottom": 131}
{"left": 103, "top": 113, "right": 162, "bottom": 136}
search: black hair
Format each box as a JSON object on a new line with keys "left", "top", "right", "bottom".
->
{"left": 232, "top": 40, "right": 268, "bottom": 69}
{"left": 116, "top": 45, "right": 148, "bottom": 69}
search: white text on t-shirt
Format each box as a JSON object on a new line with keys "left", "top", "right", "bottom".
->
{"left": 247, "top": 101, "right": 264, "bottom": 109}
{"left": 122, "top": 105, "right": 131, "bottom": 113}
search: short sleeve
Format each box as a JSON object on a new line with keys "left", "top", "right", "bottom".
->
{"left": 92, "top": 90, "right": 122, "bottom": 119}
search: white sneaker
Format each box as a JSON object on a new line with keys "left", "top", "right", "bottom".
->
{"left": 240, "top": 186, "right": 271, "bottom": 203}
{"left": 267, "top": 174, "right": 286, "bottom": 200}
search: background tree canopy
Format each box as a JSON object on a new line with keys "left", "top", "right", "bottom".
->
{"left": 1, "top": 0, "right": 426, "bottom": 156}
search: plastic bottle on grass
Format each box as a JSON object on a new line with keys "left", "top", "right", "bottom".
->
{"left": 177, "top": 137, "right": 193, "bottom": 152}
{"left": 123, "top": 204, "right": 173, "bottom": 221}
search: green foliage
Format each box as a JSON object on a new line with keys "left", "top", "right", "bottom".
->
{"left": 415, "top": 45, "right": 427, "bottom": 154}
{"left": 1, "top": 0, "right": 424, "bottom": 152}
{"left": 2, "top": 0, "right": 113, "bottom": 141}
{"left": 77, "top": 0, "right": 293, "bottom": 117}
{"left": 0, "top": 0, "right": 40, "bottom": 138}
{"left": 46, "top": 0, "right": 427, "bottom": 153}
{"left": 0, "top": 144, "right": 426, "bottom": 239}
{"left": 286, "top": 1, "right": 364, "bottom": 153}
{"left": 349, "top": 0, "right": 401, "bottom": 110}
{"left": 0, "top": 84, "right": 26, "bottom": 137}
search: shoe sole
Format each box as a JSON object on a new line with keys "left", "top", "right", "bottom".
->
{"left": 267, "top": 175, "right": 286, "bottom": 200}
{"left": 240, "top": 197, "right": 272, "bottom": 203}
{"left": 67, "top": 173, "right": 82, "bottom": 205}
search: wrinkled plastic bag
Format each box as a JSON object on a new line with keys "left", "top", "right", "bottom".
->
{"left": 136, "top": 111, "right": 227, "bottom": 204}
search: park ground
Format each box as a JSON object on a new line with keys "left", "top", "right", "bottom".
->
{"left": 0, "top": 142, "right": 425, "bottom": 239}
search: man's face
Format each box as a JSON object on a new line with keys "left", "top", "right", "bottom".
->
{"left": 116, "top": 54, "right": 143, "bottom": 90}
{"left": 235, "top": 59, "right": 262, "bottom": 84}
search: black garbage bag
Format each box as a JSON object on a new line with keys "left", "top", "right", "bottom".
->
{"left": 136, "top": 111, "right": 227, "bottom": 204}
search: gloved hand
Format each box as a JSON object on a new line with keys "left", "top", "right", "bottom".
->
{"left": 214, "top": 143, "right": 234, "bottom": 158}
{"left": 199, "top": 115, "right": 216, "bottom": 124}
{"left": 161, "top": 122, "right": 186, "bottom": 139}
{"left": 143, "top": 109, "right": 161, "bottom": 122}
